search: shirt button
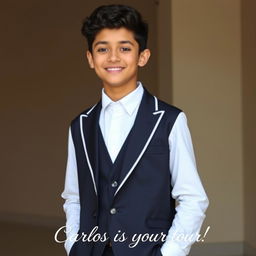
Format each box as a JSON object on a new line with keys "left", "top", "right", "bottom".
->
{"left": 110, "top": 208, "right": 117, "bottom": 215}
{"left": 111, "top": 181, "right": 118, "bottom": 187}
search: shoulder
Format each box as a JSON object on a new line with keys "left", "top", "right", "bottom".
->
{"left": 155, "top": 98, "right": 191, "bottom": 140}
{"left": 156, "top": 97, "right": 183, "bottom": 119}
{"left": 70, "top": 103, "right": 98, "bottom": 127}
{"left": 151, "top": 96, "right": 185, "bottom": 134}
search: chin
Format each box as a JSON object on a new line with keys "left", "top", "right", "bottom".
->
{"left": 104, "top": 80, "right": 129, "bottom": 88}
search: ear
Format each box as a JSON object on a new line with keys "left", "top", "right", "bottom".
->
{"left": 86, "top": 50, "right": 95, "bottom": 69}
{"left": 138, "top": 49, "right": 151, "bottom": 67}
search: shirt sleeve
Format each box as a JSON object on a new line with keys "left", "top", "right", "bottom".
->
{"left": 61, "top": 126, "right": 80, "bottom": 255}
{"left": 160, "top": 112, "right": 209, "bottom": 256}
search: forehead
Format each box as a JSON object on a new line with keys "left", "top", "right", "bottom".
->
{"left": 93, "top": 27, "right": 137, "bottom": 46}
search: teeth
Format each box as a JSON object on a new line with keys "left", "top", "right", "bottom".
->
{"left": 107, "top": 67, "right": 122, "bottom": 71}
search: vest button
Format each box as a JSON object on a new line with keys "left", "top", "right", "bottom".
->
{"left": 110, "top": 208, "right": 117, "bottom": 214}
{"left": 111, "top": 181, "right": 118, "bottom": 187}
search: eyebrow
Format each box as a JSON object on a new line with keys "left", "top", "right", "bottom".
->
{"left": 94, "top": 40, "right": 134, "bottom": 47}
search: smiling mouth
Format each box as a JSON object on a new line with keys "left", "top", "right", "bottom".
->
{"left": 105, "top": 67, "right": 125, "bottom": 73}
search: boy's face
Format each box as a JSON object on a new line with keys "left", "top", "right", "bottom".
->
{"left": 86, "top": 27, "right": 150, "bottom": 92}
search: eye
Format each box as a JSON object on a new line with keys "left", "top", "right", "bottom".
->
{"left": 97, "top": 48, "right": 108, "bottom": 53}
{"left": 120, "top": 47, "right": 131, "bottom": 52}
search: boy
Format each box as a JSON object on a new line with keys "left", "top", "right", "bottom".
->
{"left": 61, "top": 4, "right": 209, "bottom": 256}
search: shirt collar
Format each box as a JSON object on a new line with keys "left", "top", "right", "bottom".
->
{"left": 101, "top": 81, "right": 144, "bottom": 116}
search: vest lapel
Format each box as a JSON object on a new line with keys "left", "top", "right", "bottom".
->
{"left": 79, "top": 87, "right": 165, "bottom": 198}
{"left": 114, "top": 88, "right": 165, "bottom": 197}
{"left": 80, "top": 101, "right": 101, "bottom": 196}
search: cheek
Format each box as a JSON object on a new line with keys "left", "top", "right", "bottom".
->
{"left": 92, "top": 55, "right": 104, "bottom": 66}
{"left": 126, "top": 54, "right": 139, "bottom": 66}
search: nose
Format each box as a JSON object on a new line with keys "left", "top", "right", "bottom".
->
{"left": 107, "top": 49, "right": 120, "bottom": 62}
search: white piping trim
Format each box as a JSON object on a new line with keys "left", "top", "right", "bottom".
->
{"left": 80, "top": 114, "right": 97, "bottom": 196}
{"left": 86, "top": 104, "right": 97, "bottom": 115}
{"left": 114, "top": 110, "right": 165, "bottom": 196}
{"left": 154, "top": 96, "right": 158, "bottom": 111}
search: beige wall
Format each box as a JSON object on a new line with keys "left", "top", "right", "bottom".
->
{"left": 242, "top": 0, "right": 256, "bottom": 253}
{"left": 157, "top": 0, "right": 172, "bottom": 102}
{"left": 170, "top": 0, "right": 244, "bottom": 243}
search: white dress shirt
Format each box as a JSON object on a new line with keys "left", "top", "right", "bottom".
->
{"left": 61, "top": 81, "right": 209, "bottom": 256}
{"left": 99, "top": 81, "right": 143, "bottom": 163}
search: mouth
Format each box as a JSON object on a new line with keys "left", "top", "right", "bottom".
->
{"left": 105, "top": 67, "right": 125, "bottom": 73}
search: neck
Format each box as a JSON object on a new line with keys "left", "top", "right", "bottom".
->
{"left": 103, "top": 82, "right": 138, "bottom": 101}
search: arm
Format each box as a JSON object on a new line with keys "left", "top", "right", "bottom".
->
{"left": 61, "top": 126, "right": 80, "bottom": 255}
{"left": 160, "top": 112, "right": 209, "bottom": 256}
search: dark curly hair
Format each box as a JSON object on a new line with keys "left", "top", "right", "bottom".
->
{"left": 81, "top": 4, "right": 148, "bottom": 53}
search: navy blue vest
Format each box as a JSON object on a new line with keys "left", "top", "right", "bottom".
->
{"left": 92, "top": 126, "right": 130, "bottom": 256}
{"left": 69, "top": 87, "right": 181, "bottom": 256}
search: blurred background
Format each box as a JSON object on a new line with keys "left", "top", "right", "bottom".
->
{"left": 0, "top": 0, "right": 255, "bottom": 255}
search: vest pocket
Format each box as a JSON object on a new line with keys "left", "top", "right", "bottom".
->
{"left": 144, "top": 145, "right": 168, "bottom": 155}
